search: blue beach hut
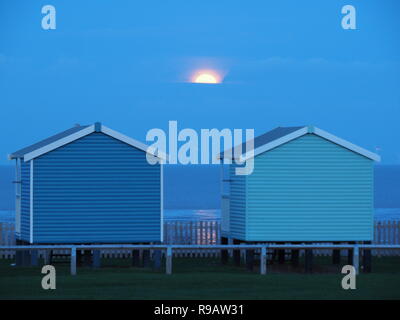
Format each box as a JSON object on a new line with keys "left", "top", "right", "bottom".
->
{"left": 220, "top": 125, "right": 380, "bottom": 245}
{"left": 9, "top": 122, "right": 164, "bottom": 245}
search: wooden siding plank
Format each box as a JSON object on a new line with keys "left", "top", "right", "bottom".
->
{"left": 246, "top": 134, "right": 374, "bottom": 242}
{"left": 31, "top": 133, "right": 161, "bottom": 244}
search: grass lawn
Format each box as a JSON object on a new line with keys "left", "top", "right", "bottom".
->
{"left": 0, "top": 256, "right": 399, "bottom": 300}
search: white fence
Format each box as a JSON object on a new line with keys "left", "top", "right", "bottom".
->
{"left": 1, "top": 220, "right": 399, "bottom": 259}
{"left": 164, "top": 220, "right": 220, "bottom": 257}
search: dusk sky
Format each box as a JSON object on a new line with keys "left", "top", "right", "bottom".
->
{"left": 0, "top": 0, "right": 399, "bottom": 164}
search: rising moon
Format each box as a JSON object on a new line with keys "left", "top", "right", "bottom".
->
{"left": 194, "top": 73, "right": 217, "bottom": 84}
{"left": 191, "top": 70, "right": 221, "bottom": 84}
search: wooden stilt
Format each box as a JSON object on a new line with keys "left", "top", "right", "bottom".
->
{"left": 221, "top": 237, "right": 228, "bottom": 265}
{"left": 260, "top": 246, "right": 267, "bottom": 275}
{"left": 153, "top": 250, "right": 161, "bottom": 270}
{"left": 15, "top": 239, "right": 22, "bottom": 266}
{"left": 278, "top": 242, "right": 285, "bottom": 264}
{"left": 83, "top": 250, "right": 91, "bottom": 266}
{"left": 353, "top": 244, "right": 359, "bottom": 274}
{"left": 332, "top": 241, "right": 340, "bottom": 265}
{"left": 30, "top": 249, "right": 38, "bottom": 266}
{"left": 233, "top": 239, "right": 241, "bottom": 266}
{"left": 77, "top": 250, "right": 83, "bottom": 267}
{"left": 305, "top": 249, "right": 313, "bottom": 273}
{"left": 246, "top": 249, "right": 254, "bottom": 271}
{"left": 291, "top": 243, "right": 299, "bottom": 267}
{"left": 142, "top": 250, "right": 151, "bottom": 268}
{"left": 92, "top": 250, "right": 101, "bottom": 268}
{"left": 43, "top": 250, "right": 51, "bottom": 265}
{"left": 348, "top": 242, "right": 354, "bottom": 265}
{"left": 132, "top": 249, "right": 140, "bottom": 267}
{"left": 363, "top": 241, "right": 372, "bottom": 273}
{"left": 166, "top": 247, "right": 172, "bottom": 275}
{"left": 70, "top": 247, "right": 77, "bottom": 276}
{"left": 21, "top": 250, "right": 30, "bottom": 267}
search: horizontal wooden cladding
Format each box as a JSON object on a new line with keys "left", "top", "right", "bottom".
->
{"left": 244, "top": 134, "right": 374, "bottom": 242}
{"left": 31, "top": 132, "right": 161, "bottom": 243}
{"left": 34, "top": 221, "right": 161, "bottom": 227}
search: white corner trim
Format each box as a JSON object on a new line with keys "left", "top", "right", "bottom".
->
{"left": 241, "top": 127, "right": 308, "bottom": 161}
{"left": 30, "top": 160, "right": 33, "bottom": 244}
{"left": 24, "top": 125, "right": 95, "bottom": 162}
{"left": 313, "top": 127, "right": 381, "bottom": 162}
{"left": 101, "top": 125, "right": 168, "bottom": 161}
{"left": 160, "top": 163, "right": 164, "bottom": 243}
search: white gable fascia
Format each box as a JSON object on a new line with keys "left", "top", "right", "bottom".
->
{"left": 241, "top": 126, "right": 380, "bottom": 162}
{"left": 100, "top": 125, "right": 168, "bottom": 161}
{"left": 241, "top": 127, "right": 308, "bottom": 162}
{"left": 313, "top": 127, "right": 381, "bottom": 162}
{"left": 24, "top": 125, "right": 95, "bottom": 162}
{"left": 23, "top": 124, "right": 168, "bottom": 162}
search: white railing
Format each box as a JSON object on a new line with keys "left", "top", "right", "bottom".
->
{"left": 1, "top": 243, "right": 399, "bottom": 275}
{"left": 1, "top": 220, "right": 400, "bottom": 259}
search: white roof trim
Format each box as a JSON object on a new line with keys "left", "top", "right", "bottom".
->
{"left": 101, "top": 125, "right": 168, "bottom": 161}
{"left": 241, "top": 126, "right": 380, "bottom": 162}
{"left": 29, "top": 159, "right": 33, "bottom": 244}
{"left": 241, "top": 127, "right": 308, "bottom": 162}
{"left": 23, "top": 124, "right": 167, "bottom": 162}
{"left": 24, "top": 125, "right": 95, "bottom": 162}
{"left": 313, "top": 127, "right": 381, "bottom": 162}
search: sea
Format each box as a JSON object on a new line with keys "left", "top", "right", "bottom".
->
{"left": 0, "top": 208, "right": 400, "bottom": 224}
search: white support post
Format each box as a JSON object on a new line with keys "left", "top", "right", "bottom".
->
{"left": 166, "top": 246, "right": 172, "bottom": 275}
{"left": 71, "top": 247, "right": 77, "bottom": 276}
{"left": 353, "top": 244, "right": 359, "bottom": 275}
{"left": 260, "top": 246, "right": 267, "bottom": 275}
{"left": 29, "top": 160, "right": 33, "bottom": 244}
{"left": 160, "top": 163, "right": 164, "bottom": 243}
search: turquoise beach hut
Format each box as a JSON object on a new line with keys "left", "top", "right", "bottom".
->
{"left": 9, "top": 122, "right": 164, "bottom": 245}
{"left": 221, "top": 125, "right": 380, "bottom": 245}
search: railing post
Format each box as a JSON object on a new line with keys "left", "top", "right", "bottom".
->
{"left": 70, "top": 247, "right": 77, "bottom": 276}
{"left": 353, "top": 244, "right": 359, "bottom": 275}
{"left": 260, "top": 246, "right": 267, "bottom": 275}
{"left": 166, "top": 246, "right": 172, "bottom": 275}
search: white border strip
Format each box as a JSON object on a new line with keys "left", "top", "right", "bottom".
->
{"left": 15, "top": 159, "right": 21, "bottom": 236}
{"left": 313, "top": 127, "right": 381, "bottom": 162}
{"left": 242, "top": 127, "right": 308, "bottom": 162}
{"left": 241, "top": 126, "right": 380, "bottom": 162}
{"left": 101, "top": 125, "right": 168, "bottom": 160}
{"left": 24, "top": 125, "right": 95, "bottom": 162}
{"left": 22, "top": 124, "right": 167, "bottom": 162}
{"left": 160, "top": 163, "right": 164, "bottom": 243}
{"left": 30, "top": 160, "right": 33, "bottom": 244}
